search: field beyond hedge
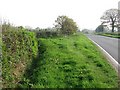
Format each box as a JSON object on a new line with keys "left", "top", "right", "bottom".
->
{"left": 19, "top": 33, "right": 118, "bottom": 88}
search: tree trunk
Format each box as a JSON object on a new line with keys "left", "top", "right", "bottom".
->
{"left": 111, "top": 22, "right": 114, "bottom": 33}
{"left": 118, "top": 27, "right": 120, "bottom": 32}
{"left": 112, "top": 25, "right": 114, "bottom": 32}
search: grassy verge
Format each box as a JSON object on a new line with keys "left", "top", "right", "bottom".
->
{"left": 96, "top": 33, "right": 120, "bottom": 38}
{"left": 20, "top": 33, "right": 118, "bottom": 88}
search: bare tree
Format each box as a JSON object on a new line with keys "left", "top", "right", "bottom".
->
{"left": 100, "top": 9, "right": 118, "bottom": 32}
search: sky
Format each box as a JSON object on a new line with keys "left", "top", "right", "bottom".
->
{"left": 0, "top": 0, "right": 119, "bottom": 30}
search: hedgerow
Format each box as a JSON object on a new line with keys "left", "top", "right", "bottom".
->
{"left": 2, "top": 25, "right": 38, "bottom": 88}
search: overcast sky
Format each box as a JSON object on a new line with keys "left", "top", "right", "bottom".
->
{"left": 0, "top": 0, "right": 119, "bottom": 30}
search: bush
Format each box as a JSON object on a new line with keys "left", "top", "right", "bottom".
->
{"left": 35, "top": 30, "right": 60, "bottom": 38}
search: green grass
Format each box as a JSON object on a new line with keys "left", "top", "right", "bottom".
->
{"left": 96, "top": 33, "right": 120, "bottom": 38}
{"left": 20, "top": 33, "right": 118, "bottom": 88}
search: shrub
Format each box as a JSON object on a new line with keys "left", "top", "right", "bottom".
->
{"left": 35, "top": 30, "right": 60, "bottom": 38}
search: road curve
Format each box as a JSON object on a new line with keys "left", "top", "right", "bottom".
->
{"left": 86, "top": 34, "right": 119, "bottom": 63}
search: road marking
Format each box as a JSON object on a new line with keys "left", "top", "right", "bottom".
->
{"left": 87, "top": 37, "right": 119, "bottom": 72}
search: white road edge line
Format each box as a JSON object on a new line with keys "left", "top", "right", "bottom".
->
{"left": 88, "top": 37, "right": 119, "bottom": 70}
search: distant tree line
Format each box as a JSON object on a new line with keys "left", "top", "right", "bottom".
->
{"left": 2, "top": 15, "right": 78, "bottom": 38}
{"left": 34, "top": 15, "right": 78, "bottom": 38}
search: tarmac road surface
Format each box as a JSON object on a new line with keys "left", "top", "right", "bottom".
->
{"left": 86, "top": 34, "right": 119, "bottom": 63}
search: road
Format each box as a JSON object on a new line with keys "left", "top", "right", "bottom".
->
{"left": 86, "top": 34, "right": 119, "bottom": 63}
